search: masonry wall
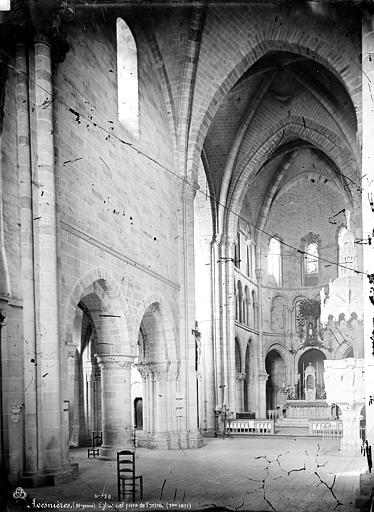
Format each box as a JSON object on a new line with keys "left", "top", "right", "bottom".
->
{"left": 1, "top": 56, "right": 24, "bottom": 479}
{"left": 54, "top": 16, "right": 182, "bottom": 346}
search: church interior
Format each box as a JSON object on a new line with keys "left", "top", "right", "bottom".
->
{"left": 1, "top": 0, "right": 374, "bottom": 508}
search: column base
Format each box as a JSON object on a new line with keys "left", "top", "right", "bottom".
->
{"left": 137, "top": 430, "right": 203, "bottom": 449}
{"left": 20, "top": 462, "right": 77, "bottom": 487}
{"left": 340, "top": 443, "right": 362, "bottom": 456}
{"left": 182, "top": 430, "right": 203, "bottom": 448}
{"left": 201, "top": 428, "right": 216, "bottom": 438}
{"left": 99, "top": 443, "right": 135, "bottom": 460}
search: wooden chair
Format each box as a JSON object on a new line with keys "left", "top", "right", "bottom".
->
{"left": 87, "top": 431, "right": 102, "bottom": 458}
{"left": 117, "top": 450, "right": 143, "bottom": 502}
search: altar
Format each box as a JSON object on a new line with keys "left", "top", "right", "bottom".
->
{"left": 286, "top": 361, "right": 331, "bottom": 419}
{"left": 285, "top": 400, "right": 332, "bottom": 419}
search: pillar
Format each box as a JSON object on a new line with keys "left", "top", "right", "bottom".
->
{"left": 256, "top": 268, "right": 266, "bottom": 417}
{"left": 224, "top": 236, "right": 237, "bottom": 415}
{"left": 211, "top": 235, "right": 223, "bottom": 413}
{"left": 339, "top": 407, "right": 362, "bottom": 455}
{"left": 166, "top": 362, "right": 180, "bottom": 447}
{"left": 16, "top": 41, "right": 42, "bottom": 484}
{"left": 179, "top": 183, "right": 202, "bottom": 447}
{"left": 31, "top": 34, "right": 69, "bottom": 483}
{"left": 362, "top": 11, "right": 374, "bottom": 447}
{"left": 235, "top": 373, "right": 246, "bottom": 412}
{"left": 96, "top": 354, "right": 135, "bottom": 459}
{"left": 151, "top": 362, "right": 170, "bottom": 448}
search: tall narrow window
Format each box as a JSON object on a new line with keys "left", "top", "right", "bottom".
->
{"left": 117, "top": 18, "right": 139, "bottom": 137}
{"left": 237, "top": 281, "right": 243, "bottom": 323}
{"left": 302, "top": 234, "right": 320, "bottom": 285}
{"left": 306, "top": 242, "right": 318, "bottom": 275}
{"left": 268, "top": 237, "right": 282, "bottom": 286}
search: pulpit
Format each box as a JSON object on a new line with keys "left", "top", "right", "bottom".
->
{"left": 304, "top": 362, "right": 316, "bottom": 401}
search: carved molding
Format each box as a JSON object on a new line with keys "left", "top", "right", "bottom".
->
{"left": 96, "top": 354, "right": 134, "bottom": 371}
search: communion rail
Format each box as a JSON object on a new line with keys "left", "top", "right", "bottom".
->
{"left": 228, "top": 419, "right": 275, "bottom": 435}
{"left": 308, "top": 420, "right": 343, "bottom": 436}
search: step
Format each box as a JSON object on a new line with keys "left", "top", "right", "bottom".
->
{"left": 276, "top": 418, "right": 309, "bottom": 427}
{"left": 275, "top": 427, "right": 311, "bottom": 437}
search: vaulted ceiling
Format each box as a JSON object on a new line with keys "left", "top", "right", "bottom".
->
{"left": 202, "top": 50, "right": 360, "bottom": 232}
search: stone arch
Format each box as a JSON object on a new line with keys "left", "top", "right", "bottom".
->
{"left": 243, "top": 339, "right": 255, "bottom": 412}
{"left": 270, "top": 295, "right": 288, "bottom": 333}
{"left": 265, "top": 347, "right": 287, "bottom": 412}
{"left": 235, "top": 336, "right": 242, "bottom": 374}
{"left": 297, "top": 347, "right": 327, "bottom": 400}
{"left": 266, "top": 343, "right": 288, "bottom": 364}
{"left": 190, "top": 40, "right": 358, "bottom": 181}
{"left": 134, "top": 294, "right": 178, "bottom": 363}
{"left": 237, "top": 280, "right": 243, "bottom": 323}
{"left": 64, "top": 267, "right": 131, "bottom": 352}
{"left": 244, "top": 285, "right": 251, "bottom": 326}
{"left": 133, "top": 295, "right": 179, "bottom": 449}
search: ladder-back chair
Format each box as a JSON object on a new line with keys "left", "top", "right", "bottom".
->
{"left": 117, "top": 450, "right": 143, "bottom": 502}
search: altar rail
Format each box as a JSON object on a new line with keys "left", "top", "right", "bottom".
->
{"left": 308, "top": 420, "right": 343, "bottom": 436}
{"left": 228, "top": 419, "right": 275, "bottom": 435}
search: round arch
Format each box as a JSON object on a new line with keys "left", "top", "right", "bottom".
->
{"left": 265, "top": 348, "right": 287, "bottom": 412}
{"left": 64, "top": 267, "right": 131, "bottom": 352}
{"left": 134, "top": 294, "right": 179, "bottom": 363}
{"left": 297, "top": 347, "right": 327, "bottom": 400}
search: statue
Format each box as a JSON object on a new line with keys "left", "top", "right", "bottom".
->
{"left": 304, "top": 362, "right": 316, "bottom": 401}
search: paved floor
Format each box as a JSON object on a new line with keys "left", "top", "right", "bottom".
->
{"left": 17, "top": 437, "right": 367, "bottom": 512}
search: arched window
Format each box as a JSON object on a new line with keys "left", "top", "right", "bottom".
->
{"left": 252, "top": 290, "right": 257, "bottom": 328}
{"left": 244, "top": 286, "right": 251, "bottom": 326}
{"left": 117, "top": 18, "right": 139, "bottom": 137}
{"left": 237, "top": 281, "right": 243, "bottom": 323}
{"left": 338, "top": 227, "right": 356, "bottom": 276}
{"left": 302, "top": 234, "right": 320, "bottom": 286}
{"left": 306, "top": 242, "right": 318, "bottom": 275}
{"left": 234, "top": 281, "right": 238, "bottom": 321}
{"left": 235, "top": 338, "right": 241, "bottom": 374}
{"left": 268, "top": 237, "right": 282, "bottom": 286}
{"left": 234, "top": 235, "right": 240, "bottom": 268}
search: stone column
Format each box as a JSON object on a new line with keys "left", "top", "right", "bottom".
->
{"left": 258, "top": 372, "right": 269, "bottom": 418}
{"left": 32, "top": 34, "right": 68, "bottom": 483}
{"left": 339, "top": 407, "right": 362, "bottom": 455}
{"left": 362, "top": 11, "right": 374, "bottom": 447}
{"left": 225, "top": 236, "right": 236, "bottom": 415}
{"left": 16, "top": 41, "right": 42, "bottom": 484}
{"left": 135, "top": 362, "right": 152, "bottom": 447}
{"left": 211, "top": 235, "right": 222, "bottom": 413}
{"left": 179, "top": 183, "right": 201, "bottom": 447}
{"left": 166, "top": 362, "right": 180, "bottom": 447}
{"left": 235, "top": 373, "right": 246, "bottom": 412}
{"left": 96, "top": 354, "right": 135, "bottom": 458}
{"left": 150, "top": 362, "right": 170, "bottom": 449}
{"left": 255, "top": 269, "right": 266, "bottom": 417}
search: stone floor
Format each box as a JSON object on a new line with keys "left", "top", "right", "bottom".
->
{"left": 12, "top": 437, "right": 369, "bottom": 512}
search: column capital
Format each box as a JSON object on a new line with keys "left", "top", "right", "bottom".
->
{"left": 235, "top": 372, "right": 246, "bottom": 382}
{"left": 258, "top": 371, "right": 269, "bottom": 382}
{"left": 34, "top": 32, "right": 52, "bottom": 47}
{"left": 150, "top": 361, "right": 170, "bottom": 381}
{"left": 181, "top": 181, "right": 198, "bottom": 201}
{"left": 255, "top": 268, "right": 264, "bottom": 280}
{"left": 95, "top": 354, "right": 135, "bottom": 370}
{"left": 211, "top": 233, "right": 221, "bottom": 246}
